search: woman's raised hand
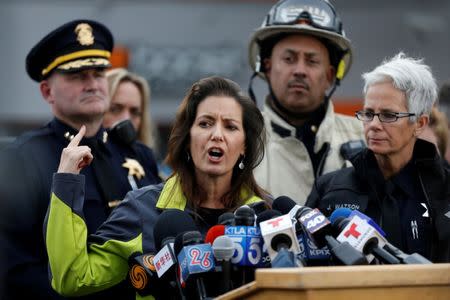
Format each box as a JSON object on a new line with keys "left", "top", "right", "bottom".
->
{"left": 57, "top": 125, "right": 93, "bottom": 174}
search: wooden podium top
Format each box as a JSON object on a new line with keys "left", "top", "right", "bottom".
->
{"left": 216, "top": 264, "right": 450, "bottom": 300}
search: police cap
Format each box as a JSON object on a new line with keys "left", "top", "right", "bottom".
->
{"left": 26, "top": 19, "right": 114, "bottom": 82}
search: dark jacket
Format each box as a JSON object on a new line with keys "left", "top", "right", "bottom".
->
{"left": 306, "top": 139, "right": 450, "bottom": 263}
{"left": 0, "top": 118, "right": 161, "bottom": 300}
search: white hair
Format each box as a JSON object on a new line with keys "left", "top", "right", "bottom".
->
{"left": 362, "top": 52, "right": 437, "bottom": 121}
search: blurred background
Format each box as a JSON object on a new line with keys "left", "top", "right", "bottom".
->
{"left": 1, "top": 0, "right": 449, "bottom": 160}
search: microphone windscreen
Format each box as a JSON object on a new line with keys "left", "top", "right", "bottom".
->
{"left": 205, "top": 225, "right": 225, "bottom": 244}
{"left": 249, "top": 201, "right": 269, "bottom": 215}
{"left": 153, "top": 209, "right": 197, "bottom": 251}
{"left": 272, "top": 196, "right": 297, "bottom": 214}
{"left": 329, "top": 208, "right": 353, "bottom": 224}
{"left": 256, "top": 210, "right": 282, "bottom": 226}
{"left": 174, "top": 230, "right": 203, "bottom": 255}
{"left": 218, "top": 212, "right": 235, "bottom": 225}
{"left": 212, "top": 235, "right": 235, "bottom": 261}
{"left": 234, "top": 206, "right": 255, "bottom": 226}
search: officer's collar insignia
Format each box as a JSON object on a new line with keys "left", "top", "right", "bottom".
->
{"left": 64, "top": 131, "right": 75, "bottom": 141}
{"left": 122, "top": 158, "right": 145, "bottom": 180}
{"left": 102, "top": 131, "right": 108, "bottom": 143}
{"left": 75, "top": 23, "right": 94, "bottom": 46}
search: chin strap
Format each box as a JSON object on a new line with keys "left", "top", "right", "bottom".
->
{"left": 248, "top": 72, "right": 259, "bottom": 104}
{"left": 247, "top": 71, "right": 341, "bottom": 122}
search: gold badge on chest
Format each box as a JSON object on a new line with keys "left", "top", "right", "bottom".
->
{"left": 122, "top": 158, "right": 146, "bottom": 190}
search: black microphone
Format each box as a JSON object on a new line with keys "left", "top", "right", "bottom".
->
{"left": 272, "top": 196, "right": 334, "bottom": 266}
{"left": 152, "top": 209, "right": 198, "bottom": 299}
{"left": 256, "top": 210, "right": 282, "bottom": 226}
{"left": 154, "top": 209, "right": 198, "bottom": 251}
{"left": 383, "top": 242, "right": 432, "bottom": 264}
{"left": 248, "top": 201, "right": 269, "bottom": 215}
{"left": 234, "top": 205, "right": 256, "bottom": 226}
{"left": 128, "top": 252, "right": 158, "bottom": 297}
{"left": 218, "top": 212, "right": 235, "bottom": 226}
{"left": 296, "top": 206, "right": 368, "bottom": 265}
{"left": 331, "top": 209, "right": 432, "bottom": 265}
{"left": 174, "top": 231, "right": 215, "bottom": 300}
{"left": 332, "top": 215, "right": 400, "bottom": 264}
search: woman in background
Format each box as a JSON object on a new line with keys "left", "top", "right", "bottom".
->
{"left": 104, "top": 68, "right": 156, "bottom": 149}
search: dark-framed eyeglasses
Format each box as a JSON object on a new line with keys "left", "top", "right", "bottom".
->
{"left": 355, "top": 111, "right": 416, "bottom": 123}
{"left": 265, "top": 0, "right": 343, "bottom": 35}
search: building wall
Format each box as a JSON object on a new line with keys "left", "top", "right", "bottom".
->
{"left": 0, "top": 0, "right": 449, "bottom": 133}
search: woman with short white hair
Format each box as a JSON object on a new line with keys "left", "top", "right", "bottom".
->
{"left": 306, "top": 53, "right": 450, "bottom": 263}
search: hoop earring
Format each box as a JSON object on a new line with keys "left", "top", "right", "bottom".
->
{"left": 186, "top": 151, "right": 191, "bottom": 161}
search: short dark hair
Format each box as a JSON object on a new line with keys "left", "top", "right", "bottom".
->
{"left": 165, "top": 76, "right": 267, "bottom": 209}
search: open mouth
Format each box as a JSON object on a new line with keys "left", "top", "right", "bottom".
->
{"left": 208, "top": 148, "right": 224, "bottom": 158}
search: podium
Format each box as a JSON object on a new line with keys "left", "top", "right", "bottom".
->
{"left": 216, "top": 264, "right": 450, "bottom": 300}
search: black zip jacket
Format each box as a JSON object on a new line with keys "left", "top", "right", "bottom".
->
{"left": 306, "top": 139, "right": 450, "bottom": 263}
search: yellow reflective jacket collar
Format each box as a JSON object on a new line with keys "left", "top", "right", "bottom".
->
{"left": 156, "top": 176, "right": 263, "bottom": 210}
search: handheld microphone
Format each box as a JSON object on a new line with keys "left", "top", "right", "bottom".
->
{"left": 204, "top": 225, "right": 225, "bottom": 245}
{"left": 175, "top": 231, "right": 215, "bottom": 300}
{"left": 128, "top": 252, "right": 158, "bottom": 296}
{"left": 234, "top": 205, "right": 256, "bottom": 226}
{"left": 154, "top": 209, "right": 198, "bottom": 251}
{"left": 218, "top": 212, "right": 235, "bottom": 226}
{"left": 225, "top": 206, "right": 263, "bottom": 286}
{"left": 212, "top": 236, "right": 235, "bottom": 294}
{"left": 248, "top": 201, "right": 269, "bottom": 215}
{"left": 152, "top": 209, "right": 198, "bottom": 298}
{"left": 297, "top": 208, "right": 368, "bottom": 265}
{"left": 331, "top": 209, "right": 430, "bottom": 264}
{"left": 348, "top": 210, "right": 386, "bottom": 237}
{"left": 256, "top": 210, "right": 283, "bottom": 267}
{"left": 334, "top": 215, "right": 400, "bottom": 264}
{"left": 383, "top": 242, "right": 432, "bottom": 264}
{"left": 259, "top": 214, "right": 300, "bottom": 261}
{"left": 270, "top": 197, "right": 331, "bottom": 266}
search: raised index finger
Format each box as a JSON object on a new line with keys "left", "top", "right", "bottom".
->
{"left": 68, "top": 125, "right": 86, "bottom": 147}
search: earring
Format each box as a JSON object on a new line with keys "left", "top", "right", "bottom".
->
{"left": 238, "top": 158, "right": 245, "bottom": 170}
{"left": 186, "top": 151, "right": 191, "bottom": 161}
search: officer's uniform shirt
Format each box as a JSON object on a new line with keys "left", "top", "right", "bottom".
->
{"left": 0, "top": 118, "right": 161, "bottom": 299}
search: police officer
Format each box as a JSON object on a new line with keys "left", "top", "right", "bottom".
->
{"left": 248, "top": 0, "right": 364, "bottom": 204}
{"left": 0, "top": 20, "right": 160, "bottom": 299}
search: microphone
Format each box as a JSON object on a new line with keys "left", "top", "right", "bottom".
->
{"left": 218, "top": 212, "right": 235, "bottom": 226}
{"left": 225, "top": 206, "right": 263, "bottom": 285}
{"left": 128, "top": 252, "right": 158, "bottom": 297}
{"left": 333, "top": 209, "right": 431, "bottom": 264}
{"left": 272, "top": 195, "right": 302, "bottom": 214}
{"left": 256, "top": 210, "right": 283, "bottom": 267}
{"left": 270, "top": 196, "right": 331, "bottom": 266}
{"left": 297, "top": 207, "right": 368, "bottom": 265}
{"left": 152, "top": 209, "right": 198, "bottom": 298}
{"left": 154, "top": 209, "right": 198, "bottom": 251}
{"left": 348, "top": 210, "right": 386, "bottom": 237}
{"left": 248, "top": 201, "right": 269, "bottom": 215}
{"left": 334, "top": 214, "right": 400, "bottom": 264}
{"left": 259, "top": 213, "right": 300, "bottom": 261}
{"left": 383, "top": 242, "right": 432, "bottom": 264}
{"left": 175, "top": 231, "right": 215, "bottom": 300}
{"left": 212, "top": 236, "right": 235, "bottom": 294}
{"left": 234, "top": 205, "right": 256, "bottom": 226}
{"left": 204, "top": 225, "right": 225, "bottom": 245}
